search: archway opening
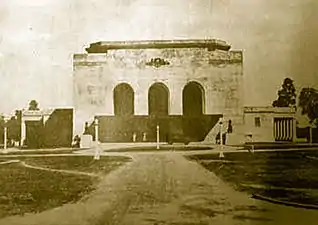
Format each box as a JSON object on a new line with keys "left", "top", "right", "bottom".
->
{"left": 113, "top": 83, "right": 134, "bottom": 116}
{"left": 182, "top": 81, "right": 205, "bottom": 116}
{"left": 148, "top": 82, "right": 169, "bottom": 116}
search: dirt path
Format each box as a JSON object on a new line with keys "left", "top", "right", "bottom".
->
{"left": 0, "top": 152, "right": 317, "bottom": 225}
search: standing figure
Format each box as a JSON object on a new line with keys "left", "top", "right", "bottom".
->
{"left": 142, "top": 132, "right": 147, "bottom": 142}
{"left": 72, "top": 135, "right": 81, "bottom": 148}
{"left": 83, "top": 122, "right": 89, "bottom": 135}
{"left": 215, "top": 132, "right": 221, "bottom": 144}
{"left": 227, "top": 119, "right": 233, "bottom": 134}
{"left": 132, "top": 132, "right": 137, "bottom": 142}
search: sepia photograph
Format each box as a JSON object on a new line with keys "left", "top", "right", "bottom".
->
{"left": 0, "top": 0, "right": 318, "bottom": 224}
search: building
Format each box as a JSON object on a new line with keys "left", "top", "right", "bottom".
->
{"left": 243, "top": 106, "right": 297, "bottom": 143}
{"left": 73, "top": 39, "right": 244, "bottom": 143}
{"left": 19, "top": 108, "right": 73, "bottom": 148}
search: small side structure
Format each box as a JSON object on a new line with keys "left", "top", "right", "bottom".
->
{"left": 243, "top": 106, "right": 296, "bottom": 143}
{"left": 20, "top": 108, "right": 73, "bottom": 149}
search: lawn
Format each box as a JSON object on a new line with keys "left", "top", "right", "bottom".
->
{"left": 188, "top": 150, "right": 318, "bottom": 207}
{"left": 0, "top": 155, "right": 131, "bottom": 218}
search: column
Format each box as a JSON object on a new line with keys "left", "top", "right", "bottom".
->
{"left": 282, "top": 119, "right": 286, "bottom": 141}
{"left": 292, "top": 118, "right": 297, "bottom": 142}
{"left": 280, "top": 119, "right": 283, "bottom": 141}
{"left": 273, "top": 118, "right": 277, "bottom": 141}
{"left": 286, "top": 119, "right": 290, "bottom": 141}
{"left": 275, "top": 119, "right": 278, "bottom": 141}
{"left": 276, "top": 119, "right": 280, "bottom": 140}
{"left": 274, "top": 120, "right": 277, "bottom": 141}
{"left": 135, "top": 80, "right": 148, "bottom": 115}
{"left": 94, "top": 118, "right": 99, "bottom": 143}
{"left": 288, "top": 119, "right": 293, "bottom": 141}
{"left": 278, "top": 119, "right": 281, "bottom": 140}
{"left": 169, "top": 81, "right": 183, "bottom": 115}
{"left": 20, "top": 119, "right": 26, "bottom": 147}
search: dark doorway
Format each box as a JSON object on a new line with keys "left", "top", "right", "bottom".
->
{"left": 113, "top": 83, "right": 134, "bottom": 116}
{"left": 25, "top": 121, "right": 43, "bottom": 148}
{"left": 182, "top": 81, "right": 205, "bottom": 116}
{"left": 148, "top": 82, "right": 169, "bottom": 116}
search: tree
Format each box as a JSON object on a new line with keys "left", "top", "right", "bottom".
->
{"left": 272, "top": 78, "right": 296, "bottom": 107}
{"left": 0, "top": 115, "right": 4, "bottom": 143}
{"left": 28, "top": 100, "right": 39, "bottom": 110}
{"left": 299, "top": 88, "right": 318, "bottom": 126}
{"left": 7, "top": 112, "right": 21, "bottom": 142}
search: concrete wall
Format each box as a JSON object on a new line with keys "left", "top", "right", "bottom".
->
{"left": 243, "top": 107, "right": 296, "bottom": 142}
{"left": 244, "top": 112, "right": 274, "bottom": 142}
{"left": 73, "top": 47, "right": 244, "bottom": 137}
{"left": 42, "top": 109, "right": 73, "bottom": 148}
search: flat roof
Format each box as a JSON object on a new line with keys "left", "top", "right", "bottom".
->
{"left": 85, "top": 39, "right": 231, "bottom": 53}
{"left": 244, "top": 106, "right": 296, "bottom": 114}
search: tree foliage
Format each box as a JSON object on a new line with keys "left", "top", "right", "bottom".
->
{"left": 272, "top": 78, "right": 296, "bottom": 107}
{"left": 28, "top": 100, "right": 39, "bottom": 110}
{"left": 7, "top": 110, "right": 22, "bottom": 141}
{"left": 0, "top": 115, "right": 4, "bottom": 143}
{"left": 299, "top": 88, "right": 318, "bottom": 126}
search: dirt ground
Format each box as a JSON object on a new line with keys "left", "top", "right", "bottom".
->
{"left": 0, "top": 151, "right": 317, "bottom": 225}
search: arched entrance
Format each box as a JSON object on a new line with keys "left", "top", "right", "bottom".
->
{"left": 148, "top": 82, "right": 169, "bottom": 116}
{"left": 148, "top": 82, "right": 169, "bottom": 142}
{"left": 113, "top": 83, "right": 134, "bottom": 116}
{"left": 182, "top": 81, "right": 205, "bottom": 116}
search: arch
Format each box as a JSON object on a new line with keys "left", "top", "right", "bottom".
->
{"left": 148, "top": 82, "right": 170, "bottom": 116}
{"left": 113, "top": 83, "right": 134, "bottom": 116}
{"left": 182, "top": 81, "right": 205, "bottom": 116}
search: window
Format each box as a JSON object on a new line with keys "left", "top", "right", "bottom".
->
{"left": 255, "top": 117, "right": 261, "bottom": 127}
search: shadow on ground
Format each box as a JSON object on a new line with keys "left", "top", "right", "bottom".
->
{"left": 105, "top": 145, "right": 213, "bottom": 152}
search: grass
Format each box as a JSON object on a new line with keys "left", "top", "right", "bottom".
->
{"left": 0, "top": 155, "right": 131, "bottom": 218}
{"left": 188, "top": 150, "right": 318, "bottom": 206}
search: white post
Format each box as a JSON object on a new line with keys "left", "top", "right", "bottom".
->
{"left": 20, "top": 119, "right": 26, "bottom": 147}
{"left": 309, "top": 125, "right": 313, "bottom": 144}
{"left": 219, "top": 118, "right": 224, "bottom": 159}
{"left": 250, "top": 135, "right": 255, "bottom": 154}
{"left": 220, "top": 120, "right": 223, "bottom": 148}
{"left": 3, "top": 126, "right": 7, "bottom": 153}
{"left": 142, "top": 132, "right": 147, "bottom": 142}
{"left": 156, "top": 124, "right": 160, "bottom": 150}
{"left": 94, "top": 118, "right": 100, "bottom": 160}
{"left": 133, "top": 132, "right": 136, "bottom": 142}
{"left": 95, "top": 119, "right": 99, "bottom": 143}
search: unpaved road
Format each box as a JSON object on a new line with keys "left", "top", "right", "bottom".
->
{"left": 1, "top": 151, "right": 317, "bottom": 225}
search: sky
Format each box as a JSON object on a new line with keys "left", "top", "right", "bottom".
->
{"left": 0, "top": 0, "right": 318, "bottom": 114}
